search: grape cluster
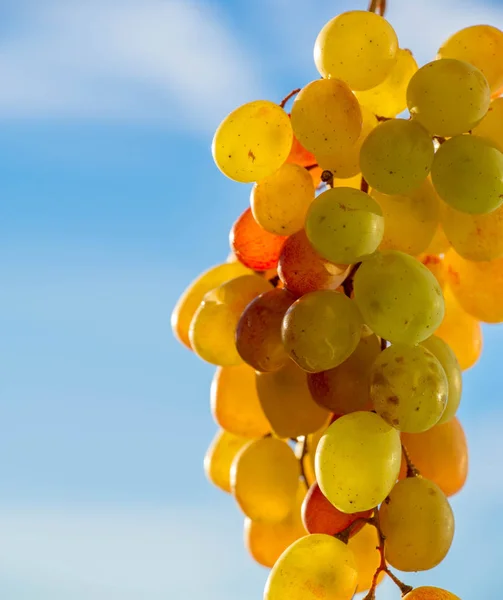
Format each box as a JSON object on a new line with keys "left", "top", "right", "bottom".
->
{"left": 172, "top": 6, "right": 503, "bottom": 600}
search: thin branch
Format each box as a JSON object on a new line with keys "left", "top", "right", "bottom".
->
{"left": 298, "top": 436, "right": 310, "bottom": 489}
{"left": 280, "top": 88, "right": 301, "bottom": 109}
{"left": 402, "top": 444, "right": 420, "bottom": 478}
{"left": 360, "top": 177, "right": 369, "bottom": 193}
{"left": 368, "top": 0, "right": 387, "bottom": 15}
{"left": 342, "top": 263, "right": 362, "bottom": 298}
{"left": 305, "top": 163, "right": 319, "bottom": 171}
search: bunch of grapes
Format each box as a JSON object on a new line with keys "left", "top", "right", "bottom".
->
{"left": 172, "top": 2, "right": 503, "bottom": 599}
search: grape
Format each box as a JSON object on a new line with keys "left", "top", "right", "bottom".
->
{"left": 420, "top": 253, "right": 447, "bottom": 290}
{"left": 403, "top": 586, "right": 460, "bottom": 600}
{"left": 420, "top": 335, "right": 462, "bottom": 424}
{"left": 348, "top": 524, "right": 384, "bottom": 593}
{"left": 407, "top": 59, "right": 491, "bottom": 136}
{"left": 189, "top": 274, "right": 272, "bottom": 366}
{"left": 372, "top": 179, "right": 439, "bottom": 255}
{"left": 402, "top": 417, "right": 468, "bottom": 497}
{"left": 361, "top": 119, "right": 434, "bottom": 195}
{"left": 278, "top": 230, "right": 351, "bottom": 297}
{"left": 315, "top": 412, "right": 402, "bottom": 512}
{"left": 264, "top": 534, "right": 358, "bottom": 600}
{"left": 212, "top": 100, "right": 292, "bottom": 183}
{"left": 230, "top": 208, "right": 287, "bottom": 271}
{"left": 298, "top": 426, "right": 327, "bottom": 487}
{"left": 204, "top": 430, "right": 251, "bottom": 493}
{"left": 353, "top": 251, "right": 445, "bottom": 344}
{"left": 333, "top": 174, "right": 363, "bottom": 190}
{"left": 431, "top": 135, "right": 503, "bottom": 215}
{"left": 290, "top": 79, "right": 362, "bottom": 155}
{"left": 445, "top": 250, "right": 503, "bottom": 322}
{"left": 305, "top": 187, "right": 384, "bottom": 264}
{"left": 438, "top": 25, "right": 503, "bottom": 94}
{"left": 231, "top": 437, "right": 299, "bottom": 522}
{"left": 256, "top": 360, "right": 330, "bottom": 438}
{"left": 379, "top": 476, "right": 455, "bottom": 571}
{"left": 210, "top": 364, "right": 271, "bottom": 438}
{"left": 472, "top": 97, "right": 503, "bottom": 152}
{"left": 425, "top": 223, "right": 451, "bottom": 255}
{"left": 236, "top": 289, "right": 295, "bottom": 372}
{"left": 282, "top": 291, "right": 363, "bottom": 373}
{"left": 307, "top": 334, "right": 380, "bottom": 414}
{"left": 287, "top": 131, "right": 317, "bottom": 167}
{"left": 172, "top": 262, "right": 251, "bottom": 349}
{"left": 251, "top": 164, "right": 315, "bottom": 236}
{"left": 355, "top": 48, "right": 418, "bottom": 117}
{"left": 314, "top": 11, "right": 398, "bottom": 91}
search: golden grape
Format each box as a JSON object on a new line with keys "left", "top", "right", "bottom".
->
{"left": 204, "top": 429, "right": 251, "bottom": 493}
{"left": 424, "top": 223, "right": 451, "bottom": 255}
{"left": 472, "top": 97, "right": 503, "bottom": 152}
{"left": 403, "top": 586, "right": 460, "bottom": 600}
{"left": 348, "top": 524, "right": 384, "bottom": 593}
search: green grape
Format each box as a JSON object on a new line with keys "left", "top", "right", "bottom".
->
{"left": 251, "top": 163, "right": 315, "bottom": 235}
{"left": 204, "top": 429, "right": 251, "bottom": 493}
{"left": 314, "top": 11, "right": 398, "bottom": 91}
{"left": 360, "top": 119, "right": 434, "bottom": 195}
{"left": 431, "top": 135, "right": 503, "bottom": 214}
{"left": 355, "top": 48, "right": 418, "bottom": 118}
{"left": 305, "top": 187, "right": 384, "bottom": 264}
{"left": 256, "top": 360, "right": 329, "bottom": 438}
{"left": 370, "top": 344, "right": 448, "bottom": 433}
{"left": 264, "top": 534, "right": 358, "bottom": 600}
{"left": 353, "top": 251, "right": 445, "bottom": 344}
{"left": 379, "top": 477, "right": 455, "bottom": 571}
{"left": 231, "top": 437, "right": 299, "bottom": 522}
{"left": 438, "top": 25, "right": 503, "bottom": 94}
{"left": 315, "top": 411, "right": 402, "bottom": 512}
{"left": 420, "top": 335, "right": 462, "bottom": 424}
{"left": 407, "top": 59, "right": 491, "bottom": 136}
{"left": 212, "top": 100, "right": 293, "bottom": 183}
{"left": 282, "top": 291, "right": 363, "bottom": 373}
{"left": 371, "top": 179, "right": 439, "bottom": 255}
{"left": 290, "top": 79, "right": 362, "bottom": 156}
{"left": 473, "top": 97, "right": 503, "bottom": 153}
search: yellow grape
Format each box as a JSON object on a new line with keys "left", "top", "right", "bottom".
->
{"left": 347, "top": 524, "right": 384, "bottom": 593}
{"left": 407, "top": 59, "right": 491, "bottom": 136}
{"left": 372, "top": 179, "right": 439, "bottom": 255}
{"left": 298, "top": 426, "right": 328, "bottom": 486}
{"left": 355, "top": 48, "right": 418, "bottom": 117}
{"left": 290, "top": 79, "right": 362, "bottom": 155}
{"left": 379, "top": 476, "right": 455, "bottom": 571}
{"left": 251, "top": 163, "right": 315, "bottom": 235}
{"left": 432, "top": 135, "right": 503, "bottom": 214}
{"left": 212, "top": 100, "right": 292, "bottom": 183}
{"left": 333, "top": 174, "right": 363, "bottom": 189}
{"left": 425, "top": 223, "right": 451, "bottom": 255}
{"left": 264, "top": 534, "right": 358, "bottom": 600}
{"left": 361, "top": 119, "right": 434, "bottom": 195}
{"left": 204, "top": 429, "right": 251, "bottom": 493}
{"left": 314, "top": 11, "right": 398, "bottom": 90}
{"left": 172, "top": 262, "right": 251, "bottom": 349}
{"left": 189, "top": 274, "right": 272, "bottom": 366}
{"left": 438, "top": 24, "right": 503, "bottom": 93}
{"left": 472, "top": 97, "right": 503, "bottom": 152}
{"left": 256, "top": 360, "right": 329, "bottom": 438}
{"left": 210, "top": 364, "right": 271, "bottom": 438}
{"left": 316, "top": 412, "right": 401, "bottom": 512}
{"left": 231, "top": 437, "right": 299, "bottom": 522}
{"left": 282, "top": 291, "right": 363, "bottom": 373}
{"left": 404, "top": 587, "right": 460, "bottom": 600}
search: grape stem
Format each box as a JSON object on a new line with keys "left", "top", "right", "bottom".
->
{"left": 298, "top": 436, "right": 310, "bottom": 488}
{"left": 360, "top": 177, "right": 369, "bottom": 193}
{"left": 380, "top": 337, "right": 388, "bottom": 351}
{"left": 321, "top": 170, "right": 334, "bottom": 188}
{"left": 402, "top": 443, "right": 420, "bottom": 477}
{"left": 342, "top": 263, "right": 362, "bottom": 298}
{"left": 279, "top": 88, "right": 301, "bottom": 109}
{"left": 367, "top": 0, "right": 387, "bottom": 16}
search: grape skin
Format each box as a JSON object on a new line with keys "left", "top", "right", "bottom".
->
{"left": 204, "top": 430, "right": 251, "bottom": 493}
{"left": 472, "top": 97, "right": 503, "bottom": 152}
{"left": 403, "top": 586, "right": 460, "bottom": 600}
{"left": 348, "top": 524, "right": 384, "bottom": 593}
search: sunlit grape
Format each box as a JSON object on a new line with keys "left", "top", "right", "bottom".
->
{"left": 472, "top": 97, "right": 503, "bottom": 152}
{"left": 424, "top": 223, "right": 451, "bottom": 255}
{"left": 348, "top": 524, "right": 384, "bottom": 593}
{"left": 204, "top": 429, "right": 251, "bottom": 493}
{"left": 299, "top": 426, "right": 328, "bottom": 487}
{"left": 419, "top": 253, "right": 447, "bottom": 290}
{"left": 287, "top": 131, "right": 317, "bottom": 167}
{"left": 403, "top": 586, "right": 460, "bottom": 600}
{"left": 333, "top": 174, "right": 363, "bottom": 190}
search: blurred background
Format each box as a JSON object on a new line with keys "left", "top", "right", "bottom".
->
{"left": 1, "top": 0, "right": 502, "bottom": 598}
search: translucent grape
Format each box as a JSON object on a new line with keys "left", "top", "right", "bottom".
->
{"left": 307, "top": 334, "right": 380, "bottom": 414}
{"left": 431, "top": 135, "right": 503, "bottom": 215}
{"left": 251, "top": 164, "right": 315, "bottom": 235}
{"left": 360, "top": 119, "right": 434, "bottom": 195}
{"left": 305, "top": 187, "right": 384, "bottom": 264}
{"left": 204, "top": 430, "right": 251, "bottom": 493}
{"left": 425, "top": 224, "right": 451, "bottom": 255}
{"left": 420, "top": 253, "right": 447, "bottom": 290}
{"left": 287, "top": 131, "right": 317, "bottom": 167}
{"left": 231, "top": 437, "right": 299, "bottom": 522}
{"left": 212, "top": 100, "right": 293, "bottom": 183}
{"left": 333, "top": 174, "right": 363, "bottom": 190}
{"left": 299, "top": 426, "right": 327, "bottom": 487}
{"left": 256, "top": 360, "right": 329, "bottom": 438}
{"left": 402, "top": 417, "right": 468, "bottom": 497}
{"left": 370, "top": 344, "right": 448, "bottom": 433}
{"left": 348, "top": 524, "right": 384, "bottom": 593}
{"left": 355, "top": 48, "right": 418, "bottom": 117}
{"left": 403, "top": 586, "right": 460, "bottom": 600}
{"left": 278, "top": 230, "right": 350, "bottom": 297}
{"left": 316, "top": 412, "right": 401, "bottom": 512}
{"left": 282, "top": 291, "right": 363, "bottom": 373}
{"left": 236, "top": 288, "right": 295, "bottom": 372}
{"left": 379, "top": 476, "right": 455, "bottom": 571}
{"left": 407, "top": 59, "right": 491, "bottom": 136}
{"left": 189, "top": 274, "right": 272, "bottom": 366}
{"left": 420, "top": 335, "right": 462, "bottom": 424}
{"left": 473, "top": 97, "right": 503, "bottom": 152}
{"left": 314, "top": 11, "right": 398, "bottom": 90}
{"left": 210, "top": 364, "right": 271, "bottom": 438}
{"left": 372, "top": 179, "right": 439, "bottom": 255}
{"left": 353, "top": 251, "right": 445, "bottom": 344}
{"left": 290, "top": 79, "right": 362, "bottom": 155}
{"left": 438, "top": 25, "right": 503, "bottom": 94}
{"left": 264, "top": 534, "right": 358, "bottom": 600}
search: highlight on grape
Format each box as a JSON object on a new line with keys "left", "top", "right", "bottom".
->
{"left": 172, "top": 1, "right": 503, "bottom": 598}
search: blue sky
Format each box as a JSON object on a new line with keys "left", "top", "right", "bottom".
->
{"left": 1, "top": 0, "right": 503, "bottom": 598}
